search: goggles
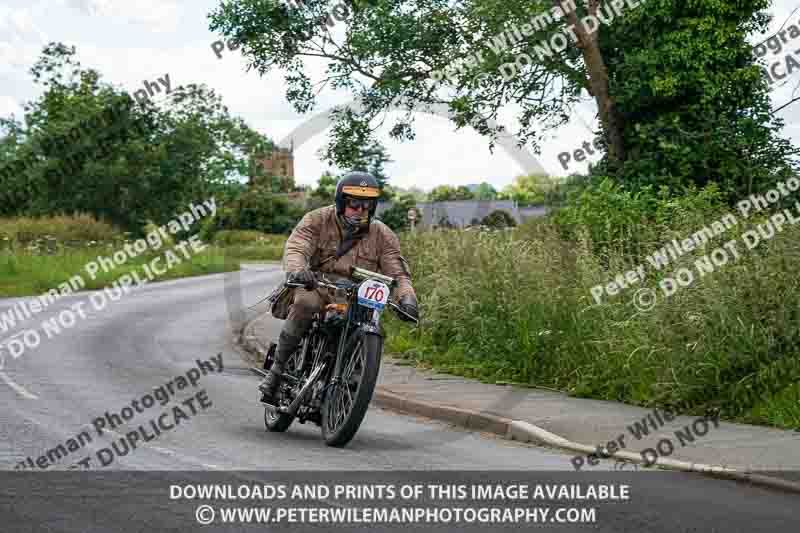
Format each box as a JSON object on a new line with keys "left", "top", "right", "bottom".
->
{"left": 345, "top": 197, "right": 375, "bottom": 210}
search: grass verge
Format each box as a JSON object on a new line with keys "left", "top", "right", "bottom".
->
{"left": 385, "top": 217, "right": 800, "bottom": 431}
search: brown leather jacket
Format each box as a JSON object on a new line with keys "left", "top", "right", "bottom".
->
{"left": 282, "top": 205, "right": 416, "bottom": 300}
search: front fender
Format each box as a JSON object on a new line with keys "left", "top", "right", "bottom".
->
{"left": 341, "top": 325, "right": 382, "bottom": 357}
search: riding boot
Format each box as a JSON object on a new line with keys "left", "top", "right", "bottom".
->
{"left": 259, "top": 329, "right": 304, "bottom": 405}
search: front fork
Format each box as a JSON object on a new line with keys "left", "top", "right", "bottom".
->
{"left": 330, "top": 308, "right": 382, "bottom": 386}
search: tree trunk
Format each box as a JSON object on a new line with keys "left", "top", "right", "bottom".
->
{"left": 559, "top": 0, "right": 625, "bottom": 168}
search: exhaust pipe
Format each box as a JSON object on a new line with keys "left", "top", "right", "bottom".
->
{"left": 285, "top": 362, "right": 327, "bottom": 417}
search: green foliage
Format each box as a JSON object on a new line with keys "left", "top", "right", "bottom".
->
{"left": 543, "top": 173, "right": 592, "bottom": 206}
{"left": 377, "top": 193, "right": 420, "bottom": 232}
{"left": 0, "top": 239, "right": 239, "bottom": 297}
{"left": 209, "top": 230, "right": 287, "bottom": 262}
{"left": 473, "top": 182, "right": 497, "bottom": 200}
{"left": 208, "top": 0, "right": 799, "bottom": 203}
{"left": 210, "top": 229, "right": 285, "bottom": 246}
{"left": 429, "top": 184, "right": 474, "bottom": 201}
{"left": 481, "top": 209, "right": 516, "bottom": 229}
{"left": 497, "top": 174, "right": 555, "bottom": 205}
{"left": 310, "top": 170, "right": 338, "bottom": 206}
{"left": 348, "top": 140, "right": 393, "bottom": 192}
{"left": 600, "top": 0, "right": 799, "bottom": 198}
{"left": 0, "top": 213, "right": 120, "bottom": 246}
{"left": 386, "top": 213, "right": 800, "bottom": 429}
{"left": 552, "top": 178, "right": 728, "bottom": 260}
{"left": 204, "top": 187, "right": 305, "bottom": 236}
{"left": 0, "top": 42, "right": 272, "bottom": 233}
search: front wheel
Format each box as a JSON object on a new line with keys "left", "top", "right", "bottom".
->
{"left": 321, "top": 333, "right": 382, "bottom": 447}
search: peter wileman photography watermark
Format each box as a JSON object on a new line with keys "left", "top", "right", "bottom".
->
{"left": 210, "top": 0, "right": 354, "bottom": 60}
{"left": 570, "top": 397, "right": 721, "bottom": 470}
{"left": 130, "top": 72, "right": 174, "bottom": 106}
{"left": 14, "top": 354, "right": 222, "bottom": 470}
{"left": 0, "top": 198, "right": 217, "bottom": 371}
{"left": 556, "top": 13, "right": 800, "bottom": 171}
{"left": 755, "top": 9, "right": 800, "bottom": 86}
{"left": 589, "top": 177, "right": 800, "bottom": 309}
{"left": 431, "top": 0, "right": 644, "bottom": 85}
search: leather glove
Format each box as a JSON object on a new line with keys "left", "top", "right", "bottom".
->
{"left": 398, "top": 294, "right": 419, "bottom": 322}
{"left": 288, "top": 269, "right": 318, "bottom": 290}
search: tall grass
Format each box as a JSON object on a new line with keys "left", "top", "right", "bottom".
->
{"left": 0, "top": 214, "right": 120, "bottom": 248}
{"left": 211, "top": 230, "right": 286, "bottom": 262}
{"left": 386, "top": 215, "right": 800, "bottom": 429}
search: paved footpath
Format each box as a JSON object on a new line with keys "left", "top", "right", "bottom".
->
{"left": 243, "top": 311, "right": 800, "bottom": 487}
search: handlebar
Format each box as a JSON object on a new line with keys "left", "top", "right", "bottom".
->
{"left": 286, "top": 278, "right": 346, "bottom": 292}
{"left": 286, "top": 275, "right": 418, "bottom": 324}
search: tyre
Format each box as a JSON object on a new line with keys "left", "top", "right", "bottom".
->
{"left": 264, "top": 348, "right": 303, "bottom": 433}
{"left": 321, "top": 333, "right": 382, "bottom": 447}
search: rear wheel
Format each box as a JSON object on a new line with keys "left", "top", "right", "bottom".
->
{"left": 321, "top": 333, "right": 382, "bottom": 447}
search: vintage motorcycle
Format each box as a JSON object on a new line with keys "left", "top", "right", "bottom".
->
{"left": 251, "top": 266, "right": 418, "bottom": 447}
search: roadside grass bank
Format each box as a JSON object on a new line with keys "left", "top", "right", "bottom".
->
{"left": 0, "top": 216, "right": 287, "bottom": 297}
{"left": 385, "top": 215, "right": 800, "bottom": 431}
{"left": 0, "top": 247, "right": 239, "bottom": 297}
{"left": 210, "top": 230, "right": 286, "bottom": 262}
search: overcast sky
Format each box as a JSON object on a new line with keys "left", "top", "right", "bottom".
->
{"left": 1, "top": 0, "right": 799, "bottom": 191}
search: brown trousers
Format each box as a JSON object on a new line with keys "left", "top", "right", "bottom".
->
{"left": 283, "top": 287, "right": 334, "bottom": 337}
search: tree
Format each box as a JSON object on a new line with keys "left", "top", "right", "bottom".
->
{"left": 309, "top": 170, "right": 338, "bottom": 206}
{"left": 209, "top": 1, "right": 797, "bottom": 204}
{"left": 207, "top": 186, "right": 305, "bottom": 235}
{"left": 497, "top": 173, "right": 554, "bottom": 205}
{"left": 429, "top": 185, "right": 454, "bottom": 202}
{"left": 474, "top": 182, "right": 497, "bottom": 200}
{"left": 404, "top": 186, "right": 428, "bottom": 202}
{"left": 377, "top": 193, "right": 420, "bottom": 232}
{"left": 429, "top": 184, "right": 474, "bottom": 201}
{"left": 481, "top": 209, "right": 517, "bottom": 229}
{"left": 350, "top": 140, "right": 392, "bottom": 190}
{"left": 0, "top": 42, "right": 272, "bottom": 233}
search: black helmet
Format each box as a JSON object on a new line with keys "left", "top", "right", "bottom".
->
{"left": 335, "top": 171, "right": 381, "bottom": 220}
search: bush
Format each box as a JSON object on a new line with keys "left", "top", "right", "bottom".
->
{"left": 481, "top": 210, "right": 517, "bottom": 229}
{"left": 552, "top": 178, "right": 727, "bottom": 262}
{"left": 377, "top": 194, "right": 420, "bottom": 232}
{"left": 202, "top": 188, "right": 305, "bottom": 238}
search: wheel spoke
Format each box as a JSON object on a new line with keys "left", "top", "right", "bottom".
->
{"left": 328, "top": 385, "right": 344, "bottom": 432}
{"left": 343, "top": 384, "right": 353, "bottom": 411}
{"left": 343, "top": 342, "right": 360, "bottom": 382}
{"left": 326, "top": 338, "right": 371, "bottom": 434}
{"left": 343, "top": 342, "right": 364, "bottom": 384}
{"left": 335, "top": 388, "right": 346, "bottom": 428}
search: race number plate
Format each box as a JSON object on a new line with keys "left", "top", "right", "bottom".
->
{"left": 357, "top": 280, "right": 389, "bottom": 310}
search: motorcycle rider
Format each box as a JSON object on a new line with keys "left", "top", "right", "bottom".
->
{"left": 260, "top": 171, "right": 419, "bottom": 405}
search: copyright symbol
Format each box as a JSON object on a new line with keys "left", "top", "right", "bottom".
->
{"left": 614, "top": 460, "right": 639, "bottom": 471}
{"left": 196, "top": 505, "right": 215, "bottom": 525}
{"left": 472, "top": 72, "right": 493, "bottom": 84}
{"left": 633, "top": 288, "right": 657, "bottom": 312}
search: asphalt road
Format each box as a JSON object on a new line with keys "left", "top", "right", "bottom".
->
{"left": 0, "top": 266, "right": 797, "bottom": 532}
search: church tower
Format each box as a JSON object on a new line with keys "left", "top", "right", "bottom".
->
{"left": 250, "top": 141, "right": 295, "bottom": 192}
